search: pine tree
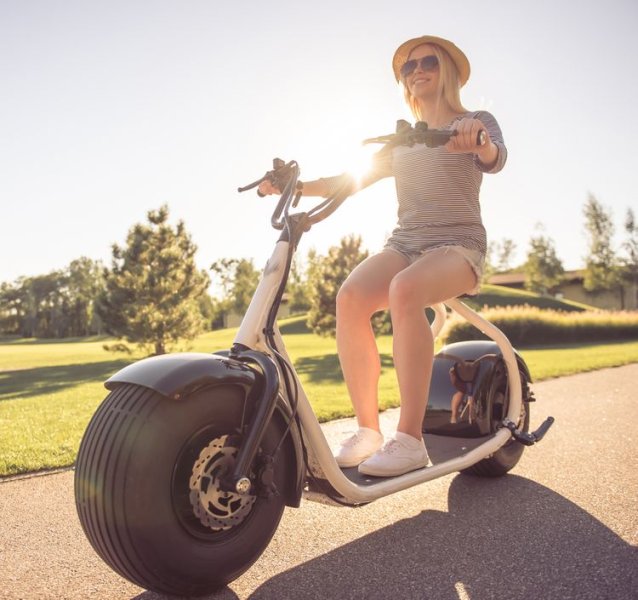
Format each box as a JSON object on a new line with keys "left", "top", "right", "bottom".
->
{"left": 98, "top": 205, "right": 210, "bottom": 354}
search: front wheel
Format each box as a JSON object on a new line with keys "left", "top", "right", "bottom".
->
{"left": 74, "top": 383, "right": 291, "bottom": 596}
{"left": 462, "top": 362, "right": 531, "bottom": 477}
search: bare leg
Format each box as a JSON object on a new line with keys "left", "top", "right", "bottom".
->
{"left": 389, "top": 248, "right": 477, "bottom": 440}
{"left": 336, "top": 250, "right": 408, "bottom": 432}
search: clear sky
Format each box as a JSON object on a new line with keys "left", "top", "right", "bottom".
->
{"left": 1, "top": 0, "right": 637, "bottom": 287}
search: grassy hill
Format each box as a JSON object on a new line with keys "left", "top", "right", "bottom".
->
{"left": 465, "top": 284, "right": 594, "bottom": 312}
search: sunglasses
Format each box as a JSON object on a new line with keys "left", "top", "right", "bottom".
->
{"left": 400, "top": 55, "right": 439, "bottom": 79}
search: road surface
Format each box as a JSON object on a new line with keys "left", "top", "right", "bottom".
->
{"left": 1, "top": 364, "right": 637, "bottom": 599}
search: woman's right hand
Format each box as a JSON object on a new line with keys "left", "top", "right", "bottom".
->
{"left": 257, "top": 179, "right": 281, "bottom": 196}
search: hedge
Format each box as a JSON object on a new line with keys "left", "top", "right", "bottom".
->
{"left": 440, "top": 306, "right": 638, "bottom": 347}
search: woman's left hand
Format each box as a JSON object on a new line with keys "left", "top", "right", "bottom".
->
{"left": 446, "top": 117, "right": 498, "bottom": 168}
{"left": 446, "top": 117, "right": 490, "bottom": 153}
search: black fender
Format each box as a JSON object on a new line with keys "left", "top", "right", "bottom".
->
{"left": 424, "top": 340, "right": 531, "bottom": 437}
{"left": 105, "top": 352, "right": 305, "bottom": 507}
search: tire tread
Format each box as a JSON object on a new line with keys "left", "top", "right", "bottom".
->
{"left": 75, "top": 384, "right": 159, "bottom": 586}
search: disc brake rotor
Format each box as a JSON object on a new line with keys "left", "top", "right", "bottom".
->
{"left": 189, "top": 434, "right": 256, "bottom": 531}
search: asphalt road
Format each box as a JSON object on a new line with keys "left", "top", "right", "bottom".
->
{"left": 1, "top": 364, "right": 637, "bottom": 600}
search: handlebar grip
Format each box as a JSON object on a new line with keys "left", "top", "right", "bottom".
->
{"left": 450, "top": 129, "right": 487, "bottom": 147}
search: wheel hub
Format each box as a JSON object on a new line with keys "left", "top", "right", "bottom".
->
{"left": 189, "top": 434, "right": 256, "bottom": 531}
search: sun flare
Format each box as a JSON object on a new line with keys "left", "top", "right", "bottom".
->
{"left": 343, "top": 142, "right": 380, "bottom": 188}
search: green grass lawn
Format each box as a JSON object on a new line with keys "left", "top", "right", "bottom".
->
{"left": 1, "top": 315, "right": 637, "bottom": 477}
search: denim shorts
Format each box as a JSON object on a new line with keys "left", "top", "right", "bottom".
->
{"left": 383, "top": 244, "right": 484, "bottom": 295}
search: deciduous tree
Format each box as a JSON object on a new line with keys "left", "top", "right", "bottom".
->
{"left": 66, "top": 257, "right": 106, "bottom": 336}
{"left": 286, "top": 256, "right": 311, "bottom": 314}
{"left": 210, "top": 257, "right": 260, "bottom": 323}
{"left": 307, "top": 235, "right": 387, "bottom": 337}
{"left": 483, "top": 238, "right": 517, "bottom": 281}
{"left": 0, "top": 259, "right": 104, "bottom": 338}
{"left": 523, "top": 227, "right": 564, "bottom": 295}
{"left": 583, "top": 194, "right": 623, "bottom": 303}
{"left": 621, "top": 207, "right": 638, "bottom": 307}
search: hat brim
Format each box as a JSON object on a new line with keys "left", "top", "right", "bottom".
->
{"left": 392, "top": 35, "right": 470, "bottom": 86}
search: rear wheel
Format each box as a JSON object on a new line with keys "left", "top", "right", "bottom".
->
{"left": 462, "top": 362, "right": 531, "bottom": 477}
{"left": 74, "top": 383, "right": 290, "bottom": 596}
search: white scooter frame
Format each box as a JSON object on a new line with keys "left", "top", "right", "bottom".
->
{"left": 229, "top": 145, "right": 552, "bottom": 505}
{"left": 235, "top": 238, "right": 530, "bottom": 505}
{"left": 74, "top": 126, "right": 553, "bottom": 596}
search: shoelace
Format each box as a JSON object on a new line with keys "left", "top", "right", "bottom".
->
{"left": 379, "top": 439, "right": 401, "bottom": 455}
{"left": 341, "top": 433, "right": 365, "bottom": 448}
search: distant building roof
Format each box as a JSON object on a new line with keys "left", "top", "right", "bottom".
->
{"left": 488, "top": 272, "right": 525, "bottom": 286}
{"left": 487, "top": 270, "right": 585, "bottom": 286}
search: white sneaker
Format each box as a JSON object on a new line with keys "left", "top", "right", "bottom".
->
{"left": 358, "top": 432, "right": 429, "bottom": 477}
{"left": 334, "top": 427, "right": 384, "bottom": 468}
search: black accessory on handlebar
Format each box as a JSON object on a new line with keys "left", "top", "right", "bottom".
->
{"left": 363, "top": 120, "right": 454, "bottom": 148}
{"left": 363, "top": 119, "right": 486, "bottom": 148}
{"left": 292, "top": 181, "right": 303, "bottom": 208}
{"left": 237, "top": 157, "right": 297, "bottom": 195}
{"left": 238, "top": 158, "right": 304, "bottom": 230}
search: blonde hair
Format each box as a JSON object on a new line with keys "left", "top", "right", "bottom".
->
{"left": 401, "top": 44, "right": 467, "bottom": 121}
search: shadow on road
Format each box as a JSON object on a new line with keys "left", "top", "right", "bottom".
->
{"left": 134, "top": 473, "right": 637, "bottom": 599}
{"left": 250, "top": 474, "right": 636, "bottom": 599}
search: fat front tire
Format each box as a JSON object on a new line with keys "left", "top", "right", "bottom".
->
{"left": 462, "top": 364, "right": 531, "bottom": 478}
{"left": 74, "top": 383, "right": 290, "bottom": 596}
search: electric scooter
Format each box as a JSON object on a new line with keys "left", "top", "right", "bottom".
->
{"left": 74, "top": 121, "right": 554, "bottom": 596}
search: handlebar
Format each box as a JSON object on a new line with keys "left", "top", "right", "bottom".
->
{"left": 238, "top": 158, "right": 350, "bottom": 231}
{"left": 237, "top": 158, "right": 297, "bottom": 197}
{"left": 363, "top": 119, "right": 486, "bottom": 148}
{"left": 237, "top": 158, "right": 302, "bottom": 230}
{"left": 238, "top": 120, "right": 486, "bottom": 231}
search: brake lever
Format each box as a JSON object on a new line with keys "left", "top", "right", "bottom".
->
{"left": 237, "top": 158, "right": 295, "bottom": 196}
{"left": 237, "top": 177, "right": 265, "bottom": 194}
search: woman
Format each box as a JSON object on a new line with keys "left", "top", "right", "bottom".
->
{"left": 259, "top": 35, "right": 507, "bottom": 477}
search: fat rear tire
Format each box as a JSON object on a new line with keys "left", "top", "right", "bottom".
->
{"left": 74, "top": 383, "right": 289, "bottom": 596}
{"left": 462, "top": 364, "right": 531, "bottom": 478}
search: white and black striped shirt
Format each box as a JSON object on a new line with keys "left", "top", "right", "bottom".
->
{"left": 322, "top": 110, "right": 507, "bottom": 257}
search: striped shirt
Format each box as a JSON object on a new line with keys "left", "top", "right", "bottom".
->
{"left": 322, "top": 110, "right": 507, "bottom": 258}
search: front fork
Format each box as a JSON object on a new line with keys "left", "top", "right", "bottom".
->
{"left": 220, "top": 348, "right": 281, "bottom": 494}
{"left": 220, "top": 240, "right": 291, "bottom": 494}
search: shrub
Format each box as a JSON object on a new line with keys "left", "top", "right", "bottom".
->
{"left": 441, "top": 305, "right": 638, "bottom": 347}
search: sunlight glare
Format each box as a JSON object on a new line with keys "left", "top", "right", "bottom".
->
{"left": 343, "top": 142, "right": 378, "bottom": 189}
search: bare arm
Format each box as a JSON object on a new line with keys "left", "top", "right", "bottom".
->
{"left": 258, "top": 177, "right": 328, "bottom": 197}
{"left": 257, "top": 145, "right": 392, "bottom": 199}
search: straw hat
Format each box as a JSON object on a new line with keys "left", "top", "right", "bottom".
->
{"left": 392, "top": 35, "right": 470, "bottom": 86}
